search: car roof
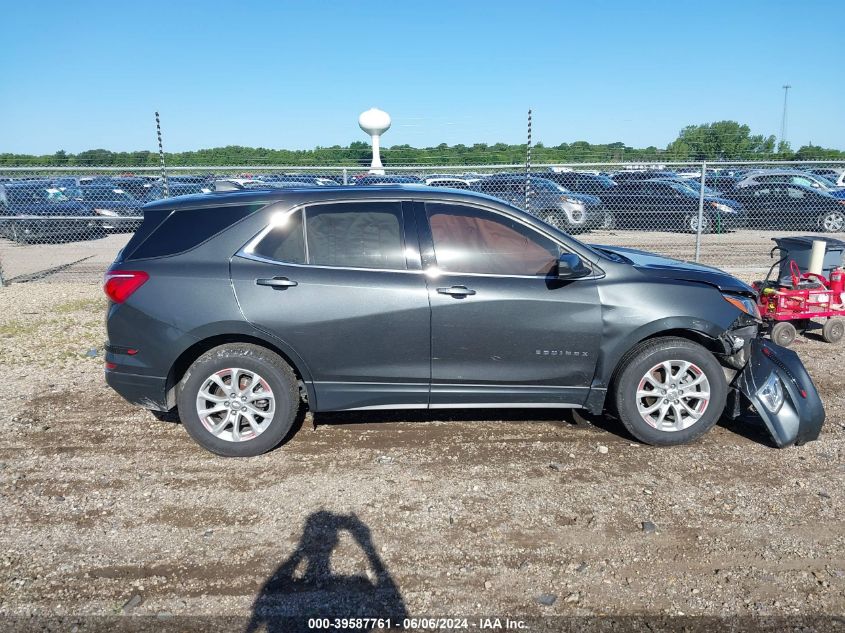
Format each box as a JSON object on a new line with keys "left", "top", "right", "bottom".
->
{"left": 143, "top": 184, "right": 510, "bottom": 212}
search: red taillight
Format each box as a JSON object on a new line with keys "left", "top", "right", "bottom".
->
{"left": 104, "top": 271, "right": 149, "bottom": 303}
{"left": 105, "top": 362, "right": 117, "bottom": 370}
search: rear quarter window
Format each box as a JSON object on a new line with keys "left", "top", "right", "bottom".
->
{"left": 122, "top": 204, "right": 262, "bottom": 261}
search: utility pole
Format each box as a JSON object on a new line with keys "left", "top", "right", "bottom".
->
{"left": 780, "top": 84, "right": 791, "bottom": 149}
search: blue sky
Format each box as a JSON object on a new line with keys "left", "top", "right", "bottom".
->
{"left": 2, "top": 0, "right": 842, "bottom": 154}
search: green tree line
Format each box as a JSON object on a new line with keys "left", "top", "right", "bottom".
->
{"left": 2, "top": 121, "right": 843, "bottom": 167}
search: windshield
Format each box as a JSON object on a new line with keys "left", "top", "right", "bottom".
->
{"left": 664, "top": 181, "right": 697, "bottom": 195}
{"left": 82, "top": 188, "right": 135, "bottom": 201}
{"left": 527, "top": 177, "right": 560, "bottom": 192}
{"left": 582, "top": 174, "right": 616, "bottom": 189}
{"left": 811, "top": 174, "right": 839, "bottom": 188}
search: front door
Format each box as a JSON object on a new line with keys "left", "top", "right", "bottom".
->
{"left": 417, "top": 201, "right": 602, "bottom": 407}
{"left": 231, "top": 200, "right": 431, "bottom": 411}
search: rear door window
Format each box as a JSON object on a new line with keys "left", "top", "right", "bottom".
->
{"left": 249, "top": 210, "right": 306, "bottom": 264}
{"left": 305, "top": 202, "right": 406, "bottom": 270}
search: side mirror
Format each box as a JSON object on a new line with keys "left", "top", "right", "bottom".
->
{"left": 557, "top": 253, "right": 591, "bottom": 280}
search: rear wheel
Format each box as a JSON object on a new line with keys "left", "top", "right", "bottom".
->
{"left": 822, "top": 318, "right": 844, "bottom": 343}
{"left": 613, "top": 337, "right": 727, "bottom": 446}
{"left": 9, "top": 223, "right": 28, "bottom": 244}
{"left": 771, "top": 321, "right": 797, "bottom": 347}
{"left": 176, "top": 343, "right": 299, "bottom": 457}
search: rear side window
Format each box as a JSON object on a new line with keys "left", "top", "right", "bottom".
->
{"left": 251, "top": 210, "right": 306, "bottom": 264}
{"left": 123, "top": 204, "right": 260, "bottom": 261}
{"left": 306, "top": 202, "right": 405, "bottom": 269}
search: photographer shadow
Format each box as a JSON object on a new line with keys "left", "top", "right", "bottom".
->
{"left": 245, "top": 511, "right": 408, "bottom": 633}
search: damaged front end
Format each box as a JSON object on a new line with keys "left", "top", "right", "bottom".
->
{"left": 719, "top": 317, "right": 825, "bottom": 447}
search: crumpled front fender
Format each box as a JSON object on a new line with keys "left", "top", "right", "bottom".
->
{"left": 733, "top": 338, "right": 825, "bottom": 447}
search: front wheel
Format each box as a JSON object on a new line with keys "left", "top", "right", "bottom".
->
{"left": 613, "top": 337, "right": 727, "bottom": 446}
{"left": 176, "top": 343, "right": 299, "bottom": 457}
{"left": 684, "top": 213, "right": 711, "bottom": 234}
{"left": 819, "top": 211, "right": 845, "bottom": 232}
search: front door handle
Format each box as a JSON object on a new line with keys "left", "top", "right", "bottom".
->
{"left": 437, "top": 285, "right": 476, "bottom": 297}
{"left": 256, "top": 277, "right": 298, "bottom": 288}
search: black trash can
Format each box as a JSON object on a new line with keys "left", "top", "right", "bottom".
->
{"left": 773, "top": 236, "right": 845, "bottom": 283}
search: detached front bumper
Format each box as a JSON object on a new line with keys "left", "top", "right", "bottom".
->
{"left": 733, "top": 338, "right": 825, "bottom": 447}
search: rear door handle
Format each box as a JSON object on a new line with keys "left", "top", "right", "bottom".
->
{"left": 256, "top": 277, "right": 298, "bottom": 288}
{"left": 437, "top": 285, "right": 476, "bottom": 297}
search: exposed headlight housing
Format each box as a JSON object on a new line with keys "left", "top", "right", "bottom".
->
{"left": 709, "top": 202, "right": 735, "bottom": 214}
{"left": 94, "top": 208, "right": 119, "bottom": 217}
{"left": 560, "top": 196, "right": 584, "bottom": 206}
{"left": 757, "top": 372, "right": 785, "bottom": 413}
{"left": 723, "top": 294, "right": 761, "bottom": 320}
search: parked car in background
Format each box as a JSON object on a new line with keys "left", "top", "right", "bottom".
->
{"left": 541, "top": 170, "right": 618, "bottom": 197}
{"left": 354, "top": 174, "right": 423, "bottom": 186}
{"left": 78, "top": 185, "right": 143, "bottom": 231}
{"left": 424, "top": 177, "right": 472, "bottom": 189}
{"left": 807, "top": 168, "right": 844, "bottom": 182}
{"left": 649, "top": 177, "right": 722, "bottom": 197}
{"left": 110, "top": 177, "right": 157, "bottom": 201}
{"left": 257, "top": 174, "right": 340, "bottom": 186}
{"left": 143, "top": 182, "right": 211, "bottom": 202}
{"left": 472, "top": 174, "right": 606, "bottom": 233}
{"left": 734, "top": 170, "right": 845, "bottom": 198}
{"left": 602, "top": 180, "right": 745, "bottom": 232}
{"left": 0, "top": 182, "right": 97, "bottom": 243}
{"left": 704, "top": 173, "right": 740, "bottom": 194}
{"left": 611, "top": 170, "right": 678, "bottom": 182}
{"left": 730, "top": 183, "right": 845, "bottom": 231}
{"left": 168, "top": 175, "right": 214, "bottom": 186}
{"left": 102, "top": 184, "right": 824, "bottom": 457}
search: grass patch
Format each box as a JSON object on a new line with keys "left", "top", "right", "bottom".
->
{"left": 0, "top": 321, "right": 39, "bottom": 338}
{"left": 55, "top": 297, "right": 107, "bottom": 314}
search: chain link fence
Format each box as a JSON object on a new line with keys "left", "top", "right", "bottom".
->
{"left": 1, "top": 161, "right": 844, "bottom": 285}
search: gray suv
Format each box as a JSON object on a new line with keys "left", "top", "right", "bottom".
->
{"left": 104, "top": 185, "right": 824, "bottom": 456}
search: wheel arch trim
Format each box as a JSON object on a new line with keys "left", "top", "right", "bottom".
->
{"left": 165, "top": 323, "right": 316, "bottom": 410}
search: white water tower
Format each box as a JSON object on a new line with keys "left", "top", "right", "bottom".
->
{"left": 358, "top": 108, "right": 391, "bottom": 174}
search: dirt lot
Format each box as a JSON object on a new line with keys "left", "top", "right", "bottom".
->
{"left": 1, "top": 283, "right": 844, "bottom": 630}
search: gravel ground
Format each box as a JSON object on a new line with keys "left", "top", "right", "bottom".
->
{"left": 1, "top": 283, "right": 844, "bottom": 630}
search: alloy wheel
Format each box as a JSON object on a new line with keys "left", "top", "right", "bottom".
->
{"left": 195, "top": 367, "right": 275, "bottom": 442}
{"left": 635, "top": 360, "right": 711, "bottom": 431}
{"left": 821, "top": 211, "right": 845, "bottom": 232}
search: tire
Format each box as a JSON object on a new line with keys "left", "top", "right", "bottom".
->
{"left": 542, "top": 209, "right": 576, "bottom": 233}
{"left": 613, "top": 337, "right": 727, "bottom": 446}
{"left": 771, "top": 321, "right": 797, "bottom": 347}
{"left": 176, "top": 343, "right": 299, "bottom": 457}
{"left": 822, "top": 318, "right": 844, "bottom": 344}
{"left": 819, "top": 211, "right": 845, "bottom": 233}
{"left": 9, "top": 223, "right": 28, "bottom": 244}
{"left": 685, "top": 214, "right": 711, "bottom": 234}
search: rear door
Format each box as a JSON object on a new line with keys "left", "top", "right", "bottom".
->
{"left": 230, "top": 200, "right": 431, "bottom": 411}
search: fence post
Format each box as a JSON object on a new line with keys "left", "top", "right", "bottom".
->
{"left": 343, "top": 167, "right": 348, "bottom": 186}
{"left": 694, "top": 160, "right": 707, "bottom": 263}
{"left": 0, "top": 256, "right": 5, "bottom": 287}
